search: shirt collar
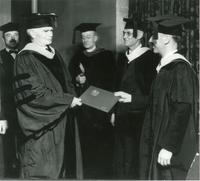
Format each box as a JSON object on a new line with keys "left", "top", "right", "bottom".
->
{"left": 6, "top": 48, "right": 19, "bottom": 53}
{"left": 125, "top": 44, "right": 149, "bottom": 63}
{"left": 86, "top": 45, "right": 96, "bottom": 53}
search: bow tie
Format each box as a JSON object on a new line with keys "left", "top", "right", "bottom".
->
{"left": 9, "top": 50, "right": 18, "bottom": 54}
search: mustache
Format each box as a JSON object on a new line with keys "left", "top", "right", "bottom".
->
{"left": 9, "top": 39, "right": 17, "bottom": 43}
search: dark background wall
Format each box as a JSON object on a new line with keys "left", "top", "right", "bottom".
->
{"left": 128, "top": 0, "right": 199, "bottom": 73}
{"left": 11, "top": 0, "right": 31, "bottom": 50}
{"left": 38, "top": 0, "right": 116, "bottom": 65}
{"left": 0, "top": 0, "right": 11, "bottom": 49}
{"left": 1, "top": 0, "right": 128, "bottom": 64}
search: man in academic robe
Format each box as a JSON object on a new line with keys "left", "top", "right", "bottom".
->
{"left": 139, "top": 15, "right": 199, "bottom": 180}
{"left": 69, "top": 23, "right": 116, "bottom": 179}
{"left": 0, "top": 64, "right": 8, "bottom": 177}
{"left": 13, "top": 13, "right": 82, "bottom": 179}
{"left": 0, "top": 22, "right": 21, "bottom": 178}
{"left": 111, "top": 16, "right": 159, "bottom": 179}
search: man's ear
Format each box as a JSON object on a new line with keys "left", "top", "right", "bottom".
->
{"left": 94, "top": 34, "right": 98, "bottom": 42}
{"left": 137, "top": 30, "right": 144, "bottom": 40}
{"left": 2, "top": 37, "right": 5, "bottom": 44}
{"left": 2, "top": 34, "right": 5, "bottom": 44}
{"left": 163, "top": 34, "right": 171, "bottom": 45}
{"left": 27, "top": 29, "right": 36, "bottom": 39}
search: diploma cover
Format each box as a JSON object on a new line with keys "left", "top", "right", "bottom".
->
{"left": 80, "top": 86, "right": 119, "bottom": 113}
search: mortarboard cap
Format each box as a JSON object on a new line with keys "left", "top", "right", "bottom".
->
{"left": 75, "top": 23, "right": 101, "bottom": 33}
{"left": 25, "top": 13, "right": 57, "bottom": 29}
{"left": 147, "top": 15, "right": 190, "bottom": 39}
{"left": 72, "top": 23, "right": 101, "bottom": 44}
{"left": 0, "top": 22, "right": 20, "bottom": 33}
{"left": 123, "top": 14, "right": 146, "bottom": 37}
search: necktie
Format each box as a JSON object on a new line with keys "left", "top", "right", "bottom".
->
{"left": 9, "top": 49, "right": 18, "bottom": 59}
{"left": 46, "top": 46, "right": 52, "bottom": 53}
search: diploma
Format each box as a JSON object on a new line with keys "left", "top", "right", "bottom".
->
{"left": 80, "top": 86, "right": 119, "bottom": 113}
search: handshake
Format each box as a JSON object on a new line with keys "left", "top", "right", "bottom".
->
{"left": 0, "top": 120, "right": 8, "bottom": 135}
{"left": 71, "top": 97, "right": 82, "bottom": 108}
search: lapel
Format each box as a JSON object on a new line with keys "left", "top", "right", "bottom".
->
{"left": 55, "top": 50, "right": 76, "bottom": 96}
{"left": 0, "top": 49, "right": 15, "bottom": 77}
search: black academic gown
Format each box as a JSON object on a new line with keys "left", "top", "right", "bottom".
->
{"left": 69, "top": 48, "right": 116, "bottom": 179}
{"left": 0, "top": 49, "right": 19, "bottom": 178}
{"left": 13, "top": 49, "right": 82, "bottom": 179}
{"left": 140, "top": 59, "right": 199, "bottom": 180}
{"left": 0, "top": 63, "right": 6, "bottom": 177}
{"left": 113, "top": 50, "right": 159, "bottom": 179}
{"left": 69, "top": 48, "right": 116, "bottom": 94}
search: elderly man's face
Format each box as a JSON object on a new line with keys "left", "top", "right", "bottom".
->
{"left": 31, "top": 27, "right": 53, "bottom": 46}
{"left": 3, "top": 31, "right": 19, "bottom": 49}
{"left": 81, "top": 31, "right": 97, "bottom": 50}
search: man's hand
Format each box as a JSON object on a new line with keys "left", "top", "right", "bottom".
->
{"left": 114, "top": 91, "right": 132, "bottom": 103}
{"left": 0, "top": 120, "right": 8, "bottom": 135}
{"left": 157, "top": 148, "right": 173, "bottom": 166}
{"left": 76, "top": 74, "right": 86, "bottom": 85}
{"left": 110, "top": 113, "right": 115, "bottom": 126}
{"left": 71, "top": 97, "right": 82, "bottom": 108}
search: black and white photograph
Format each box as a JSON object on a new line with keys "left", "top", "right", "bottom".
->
{"left": 0, "top": 0, "right": 199, "bottom": 180}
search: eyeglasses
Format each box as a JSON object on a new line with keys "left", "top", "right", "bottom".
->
{"left": 123, "top": 31, "right": 133, "bottom": 37}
